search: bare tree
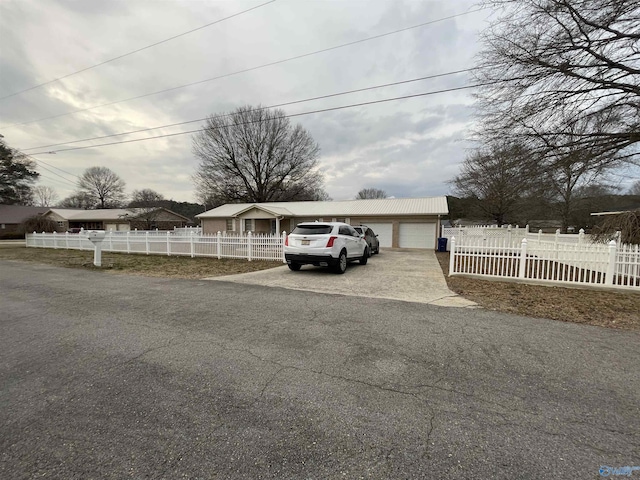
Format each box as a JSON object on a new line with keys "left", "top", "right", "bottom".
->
{"left": 77, "top": 166, "right": 126, "bottom": 208}
{"left": 475, "top": 0, "right": 640, "bottom": 163}
{"left": 628, "top": 180, "right": 640, "bottom": 196}
{"left": 355, "top": 188, "right": 387, "bottom": 199}
{"left": 192, "top": 105, "right": 326, "bottom": 203}
{"left": 59, "top": 192, "right": 95, "bottom": 209}
{"left": 128, "top": 189, "right": 164, "bottom": 207}
{"left": 127, "top": 189, "right": 166, "bottom": 230}
{"left": 451, "top": 143, "right": 536, "bottom": 225}
{"left": 32, "top": 186, "right": 59, "bottom": 207}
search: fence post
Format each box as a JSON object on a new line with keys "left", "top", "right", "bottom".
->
{"left": 166, "top": 231, "right": 171, "bottom": 256}
{"left": 109, "top": 231, "right": 113, "bottom": 251}
{"left": 190, "top": 231, "right": 195, "bottom": 258}
{"left": 281, "top": 231, "right": 287, "bottom": 263}
{"left": 247, "top": 231, "right": 252, "bottom": 261}
{"left": 217, "top": 231, "right": 222, "bottom": 260}
{"left": 518, "top": 238, "right": 528, "bottom": 278}
{"left": 53, "top": 231, "right": 58, "bottom": 249}
{"left": 578, "top": 228, "right": 585, "bottom": 245}
{"left": 448, "top": 236, "right": 456, "bottom": 275}
{"left": 507, "top": 225, "right": 512, "bottom": 245}
{"left": 525, "top": 224, "right": 529, "bottom": 234}
{"left": 145, "top": 231, "right": 149, "bottom": 255}
{"left": 126, "top": 231, "right": 131, "bottom": 254}
{"left": 605, "top": 240, "right": 617, "bottom": 286}
{"left": 538, "top": 229, "right": 542, "bottom": 242}
{"left": 65, "top": 231, "right": 69, "bottom": 249}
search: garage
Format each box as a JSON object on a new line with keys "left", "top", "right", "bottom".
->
{"left": 399, "top": 222, "right": 436, "bottom": 249}
{"left": 364, "top": 222, "right": 393, "bottom": 248}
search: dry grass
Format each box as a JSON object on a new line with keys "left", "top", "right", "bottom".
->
{"left": 436, "top": 252, "right": 640, "bottom": 331}
{"left": 0, "top": 245, "right": 282, "bottom": 279}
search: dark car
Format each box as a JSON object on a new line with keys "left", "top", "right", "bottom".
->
{"left": 353, "top": 225, "right": 380, "bottom": 255}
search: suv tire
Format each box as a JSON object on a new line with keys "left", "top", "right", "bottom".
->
{"left": 334, "top": 250, "right": 347, "bottom": 274}
{"left": 288, "top": 262, "right": 301, "bottom": 271}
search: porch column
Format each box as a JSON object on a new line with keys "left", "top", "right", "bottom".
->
{"left": 275, "top": 217, "right": 280, "bottom": 236}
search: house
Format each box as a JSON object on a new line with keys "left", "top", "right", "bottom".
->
{"left": 0, "top": 205, "right": 50, "bottom": 238}
{"left": 196, "top": 196, "right": 448, "bottom": 249}
{"left": 43, "top": 208, "right": 190, "bottom": 232}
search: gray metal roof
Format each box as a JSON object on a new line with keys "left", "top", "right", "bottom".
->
{"left": 46, "top": 208, "right": 189, "bottom": 221}
{"left": 0, "top": 205, "right": 50, "bottom": 224}
{"left": 197, "top": 197, "right": 448, "bottom": 218}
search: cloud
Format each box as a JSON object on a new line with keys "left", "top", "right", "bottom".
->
{"left": 0, "top": 0, "right": 484, "bottom": 203}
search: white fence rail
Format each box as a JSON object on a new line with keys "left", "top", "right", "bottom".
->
{"left": 440, "top": 224, "right": 604, "bottom": 251}
{"left": 449, "top": 236, "right": 640, "bottom": 290}
{"left": 26, "top": 231, "right": 286, "bottom": 262}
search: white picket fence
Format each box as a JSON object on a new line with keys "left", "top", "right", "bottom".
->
{"left": 449, "top": 236, "right": 640, "bottom": 290}
{"left": 440, "top": 225, "right": 603, "bottom": 251}
{"left": 26, "top": 231, "right": 286, "bottom": 262}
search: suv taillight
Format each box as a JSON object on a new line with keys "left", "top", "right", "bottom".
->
{"left": 326, "top": 236, "right": 337, "bottom": 247}
{"left": 285, "top": 235, "right": 289, "bottom": 246}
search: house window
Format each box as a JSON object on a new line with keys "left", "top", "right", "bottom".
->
{"left": 226, "top": 219, "right": 234, "bottom": 231}
{"left": 0, "top": 224, "right": 4, "bottom": 229}
{"left": 57, "top": 221, "right": 65, "bottom": 228}
{"left": 243, "top": 219, "right": 254, "bottom": 232}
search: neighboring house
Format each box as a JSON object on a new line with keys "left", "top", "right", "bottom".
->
{"left": 0, "top": 205, "right": 50, "bottom": 238}
{"left": 43, "top": 208, "right": 190, "bottom": 232}
{"left": 196, "top": 197, "right": 449, "bottom": 249}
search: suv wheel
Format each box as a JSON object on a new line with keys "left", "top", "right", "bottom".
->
{"left": 334, "top": 250, "right": 347, "bottom": 274}
{"left": 360, "top": 248, "right": 369, "bottom": 265}
{"left": 288, "top": 262, "right": 301, "bottom": 271}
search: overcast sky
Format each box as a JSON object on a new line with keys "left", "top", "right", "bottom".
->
{"left": 0, "top": 0, "right": 489, "bottom": 203}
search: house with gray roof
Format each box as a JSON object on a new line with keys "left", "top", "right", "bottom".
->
{"left": 0, "top": 205, "right": 50, "bottom": 238}
{"left": 43, "top": 208, "right": 190, "bottom": 232}
{"left": 196, "top": 197, "right": 448, "bottom": 249}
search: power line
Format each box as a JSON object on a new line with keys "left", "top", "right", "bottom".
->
{"left": 20, "top": 68, "right": 475, "bottom": 152}
{"left": 2, "top": 7, "right": 484, "bottom": 130}
{"left": 0, "top": 0, "right": 277, "bottom": 101}
{"left": 27, "top": 83, "right": 480, "bottom": 155}
{"left": 28, "top": 159, "right": 78, "bottom": 187}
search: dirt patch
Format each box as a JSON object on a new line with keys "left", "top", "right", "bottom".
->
{"left": 0, "top": 246, "right": 282, "bottom": 279}
{"left": 436, "top": 251, "right": 640, "bottom": 330}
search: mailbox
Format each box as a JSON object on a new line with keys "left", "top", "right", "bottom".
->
{"left": 86, "top": 230, "right": 106, "bottom": 243}
{"left": 85, "top": 230, "right": 106, "bottom": 266}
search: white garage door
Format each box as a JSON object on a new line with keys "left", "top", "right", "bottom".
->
{"left": 399, "top": 222, "right": 436, "bottom": 249}
{"left": 364, "top": 223, "right": 393, "bottom": 248}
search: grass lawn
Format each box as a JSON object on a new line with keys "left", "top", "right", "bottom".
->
{"left": 436, "top": 251, "right": 640, "bottom": 331}
{"left": 0, "top": 245, "right": 282, "bottom": 279}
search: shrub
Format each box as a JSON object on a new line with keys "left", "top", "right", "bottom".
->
{"left": 20, "top": 215, "right": 59, "bottom": 234}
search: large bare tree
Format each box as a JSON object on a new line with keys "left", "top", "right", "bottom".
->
{"left": 32, "top": 185, "right": 59, "bottom": 207}
{"left": 192, "top": 106, "right": 326, "bottom": 204}
{"left": 127, "top": 189, "right": 166, "bottom": 230}
{"left": 355, "top": 188, "right": 387, "bottom": 199}
{"left": 475, "top": 0, "right": 640, "bottom": 162}
{"left": 77, "top": 166, "right": 126, "bottom": 208}
{"left": 452, "top": 143, "right": 537, "bottom": 225}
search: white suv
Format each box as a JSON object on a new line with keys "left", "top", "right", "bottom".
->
{"left": 284, "top": 222, "right": 369, "bottom": 274}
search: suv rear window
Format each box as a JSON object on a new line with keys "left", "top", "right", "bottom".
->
{"left": 292, "top": 225, "right": 333, "bottom": 235}
{"left": 353, "top": 227, "right": 363, "bottom": 233}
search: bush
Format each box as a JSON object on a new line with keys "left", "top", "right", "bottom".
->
{"left": 20, "top": 215, "right": 59, "bottom": 234}
{"left": 592, "top": 210, "right": 640, "bottom": 245}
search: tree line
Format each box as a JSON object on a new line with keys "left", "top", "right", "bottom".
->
{"left": 452, "top": 0, "right": 639, "bottom": 233}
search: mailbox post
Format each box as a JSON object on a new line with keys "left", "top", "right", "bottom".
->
{"left": 86, "top": 230, "right": 106, "bottom": 267}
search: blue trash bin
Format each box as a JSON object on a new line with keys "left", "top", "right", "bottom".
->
{"left": 437, "top": 237, "right": 448, "bottom": 252}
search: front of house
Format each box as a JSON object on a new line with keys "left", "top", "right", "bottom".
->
{"left": 196, "top": 197, "right": 448, "bottom": 249}
{"left": 44, "top": 208, "right": 190, "bottom": 232}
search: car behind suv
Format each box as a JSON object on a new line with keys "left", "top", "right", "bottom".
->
{"left": 353, "top": 225, "right": 380, "bottom": 255}
{"left": 284, "top": 222, "right": 369, "bottom": 274}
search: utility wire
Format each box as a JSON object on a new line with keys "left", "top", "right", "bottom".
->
{"left": 2, "top": 7, "right": 484, "bottom": 130}
{"left": 20, "top": 68, "right": 475, "bottom": 151}
{"left": 27, "top": 83, "right": 480, "bottom": 155}
{"left": 0, "top": 0, "right": 277, "bottom": 101}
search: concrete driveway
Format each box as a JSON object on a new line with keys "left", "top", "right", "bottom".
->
{"left": 207, "top": 249, "right": 476, "bottom": 307}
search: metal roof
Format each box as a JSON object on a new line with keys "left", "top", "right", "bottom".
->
{"left": 197, "top": 197, "right": 448, "bottom": 218}
{"left": 0, "top": 205, "right": 50, "bottom": 224}
{"left": 45, "top": 208, "right": 189, "bottom": 221}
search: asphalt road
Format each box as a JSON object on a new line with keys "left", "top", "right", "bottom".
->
{"left": 1, "top": 261, "right": 638, "bottom": 479}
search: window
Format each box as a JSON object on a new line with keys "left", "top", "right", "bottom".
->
{"left": 226, "top": 219, "right": 234, "bottom": 231}
{"left": 292, "top": 225, "right": 333, "bottom": 235}
{"left": 0, "top": 224, "right": 4, "bottom": 229}
{"left": 57, "top": 221, "right": 65, "bottom": 228}
{"left": 335, "top": 217, "right": 346, "bottom": 223}
{"left": 243, "top": 219, "right": 254, "bottom": 232}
